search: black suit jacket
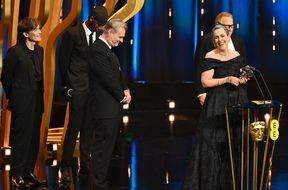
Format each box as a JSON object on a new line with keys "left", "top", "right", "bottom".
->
{"left": 1, "top": 42, "right": 44, "bottom": 113}
{"left": 194, "top": 33, "right": 247, "bottom": 95}
{"left": 59, "top": 24, "right": 91, "bottom": 94}
{"left": 88, "top": 39, "right": 127, "bottom": 119}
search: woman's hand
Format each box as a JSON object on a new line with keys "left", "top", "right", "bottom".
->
{"left": 227, "top": 76, "right": 250, "bottom": 86}
{"left": 239, "top": 77, "right": 250, "bottom": 84}
{"left": 227, "top": 76, "right": 240, "bottom": 86}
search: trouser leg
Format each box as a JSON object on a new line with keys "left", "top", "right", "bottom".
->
{"left": 90, "top": 118, "right": 120, "bottom": 190}
{"left": 60, "top": 94, "right": 88, "bottom": 170}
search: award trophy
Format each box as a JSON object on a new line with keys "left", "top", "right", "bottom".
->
{"left": 225, "top": 66, "right": 283, "bottom": 190}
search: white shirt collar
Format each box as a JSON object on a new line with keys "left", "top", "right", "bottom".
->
{"left": 82, "top": 22, "right": 93, "bottom": 36}
{"left": 228, "top": 38, "right": 235, "bottom": 51}
{"left": 82, "top": 22, "right": 96, "bottom": 44}
{"left": 99, "top": 35, "right": 112, "bottom": 49}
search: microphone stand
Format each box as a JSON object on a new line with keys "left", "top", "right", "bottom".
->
{"left": 252, "top": 73, "right": 267, "bottom": 104}
{"left": 249, "top": 66, "right": 273, "bottom": 104}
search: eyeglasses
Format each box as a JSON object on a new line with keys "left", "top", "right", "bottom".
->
{"left": 217, "top": 22, "right": 234, "bottom": 29}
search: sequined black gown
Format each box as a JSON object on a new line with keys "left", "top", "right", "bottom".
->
{"left": 181, "top": 56, "right": 248, "bottom": 190}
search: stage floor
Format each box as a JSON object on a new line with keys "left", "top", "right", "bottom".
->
{"left": 2, "top": 108, "right": 288, "bottom": 190}
{"left": 47, "top": 109, "right": 288, "bottom": 189}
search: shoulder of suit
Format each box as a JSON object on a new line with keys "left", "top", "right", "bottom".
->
{"left": 9, "top": 43, "right": 20, "bottom": 51}
{"left": 94, "top": 39, "right": 109, "bottom": 49}
{"left": 35, "top": 45, "right": 44, "bottom": 57}
{"left": 91, "top": 40, "right": 110, "bottom": 54}
{"left": 35, "top": 44, "right": 44, "bottom": 51}
{"left": 5, "top": 44, "right": 18, "bottom": 57}
{"left": 231, "top": 34, "right": 243, "bottom": 41}
{"left": 10, "top": 43, "right": 25, "bottom": 55}
{"left": 231, "top": 35, "right": 245, "bottom": 46}
{"left": 66, "top": 24, "right": 83, "bottom": 35}
{"left": 5, "top": 43, "right": 24, "bottom": 62}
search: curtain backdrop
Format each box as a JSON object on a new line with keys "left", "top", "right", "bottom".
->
{"left": 125, "top": 0, "right": 288, "bottom": 83}
{"left": 6, "top": 0, "right": 288, "bottom": 83}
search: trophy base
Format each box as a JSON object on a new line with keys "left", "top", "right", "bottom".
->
{"left": 251, "top": 100, "right": 272, "bottom": 105}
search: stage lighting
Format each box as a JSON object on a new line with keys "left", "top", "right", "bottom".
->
{"left": 0, "top": 164, "right": 11, "bottom": 171}
{"left": 46, "top": 158, "right": 58, "bottom": 167}
{"left": 47, "top": 143, "right": 58, "bottom": 152}
{"left": 123, "top": 103, "right": 129, "bottom": 110}
{"left": 168, "top": 8, "right": 172, "bottom": 17}
{"left": 169, "top": 114, "right": 175, "bottom": 122}
{"left": 1, "top": 147, "right": 11, "bottom": 157}
{"left": 166, "top": 171, "right": 170, "bottom": 184}
{"left": 123, "top": 116, "right": 129, "bottom": 124}
{"left": 46, "top": 143, "right": 58, "bottom": 166}
{"left": 52, "top": 159, "right": 58, "bottom": 166}
{"left": 201, "top": 8, "right": 204, "bottom": 15}
{"left": 4, "top": 164, "right": 11, "bottom": 171}
{"left": 169, "top": 30, "right": 172, "bottom": 39}
{"left": 264, "top": 113, "right": 270, "bottom": 121}
{"left": 0, "top": 147, "right": 12, "bottom": 171}
{"left": 167, "top": 100, "right": 175, "bottom": 109}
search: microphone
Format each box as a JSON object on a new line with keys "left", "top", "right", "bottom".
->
{"left": 247, "top": 66, "right": 256, "bottom": 71}
{"left": 245, "top": 65, "right": 273, "bottom": 104}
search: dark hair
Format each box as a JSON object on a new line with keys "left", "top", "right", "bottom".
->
{"left": 89, "top": 6, "right": 108, "bottom": 26}
{"left": 17, "top": 17, "right": 40, "bottom": 42}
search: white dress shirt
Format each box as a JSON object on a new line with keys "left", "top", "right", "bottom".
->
{"left": 82, "top": 22, "right": 96, "bottom": 45}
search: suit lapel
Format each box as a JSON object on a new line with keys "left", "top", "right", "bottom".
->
{"left": 33, "top": 45, "right": 43, "bottom": 78}
{"left": 98, "top": 40, "right": 122, "bottom": 71}
{"left": 79, "top": 25, "right": 91, "bottom": 61}
{"left": 19, "top": 43, "right": 36, "bottom": 77}
{"left": 106, "top": 47, "right": 121, "bottom": 71}
{"left": 79, "top": 25, "right": 89, "bottom": 48}
{"left": 231, "top": 35, "right": 240, "bottom": 51}
{"left": 111, "top": 52, "right": 121, "bottom": 71}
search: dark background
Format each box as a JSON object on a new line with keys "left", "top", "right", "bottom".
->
{"left": 2, "top": 0, "right": 288, "bottom": 121}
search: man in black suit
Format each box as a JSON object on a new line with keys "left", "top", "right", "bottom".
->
{"left": 1, "top": 17, "right": 46, "bottom": 189}
{"left": 58, "top": 6, "right": 108, "bottom": 189}
{"left": 88, "top": 19, "right": 131, "bottom": 190}
{"left": 195, "top": 12, "right": 247, "bottom": 105}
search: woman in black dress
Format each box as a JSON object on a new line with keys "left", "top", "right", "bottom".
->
{"left": 181, "top": 24, "right": 250, "bottom": 190}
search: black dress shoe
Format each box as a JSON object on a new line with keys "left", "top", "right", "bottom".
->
{"left": 23, "top": 173, "right": 48, "bottom": 187}
{"left": 60, "top": 168, "right": 71, "bottom": 189}
{"left": 11, "top": 175, "right": 30, "bottom": 189}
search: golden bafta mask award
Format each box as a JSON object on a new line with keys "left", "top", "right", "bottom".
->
{"left": 249, "top": 121, "right": 266, "bottom": 142}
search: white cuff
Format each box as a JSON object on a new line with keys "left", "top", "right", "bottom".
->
{"left": 197, "top": 93, "right": 207, "bottom": 98}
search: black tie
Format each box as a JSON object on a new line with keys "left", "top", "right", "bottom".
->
{"left": 89, "top": 32, "right": 94, "bottom": 46}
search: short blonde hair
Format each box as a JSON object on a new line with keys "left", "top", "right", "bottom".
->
{"left": 214, "top": 12, "right": 233, "bottom": 24}
{"left": 104, "top": 19, "right": 128, "bottom": 33}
